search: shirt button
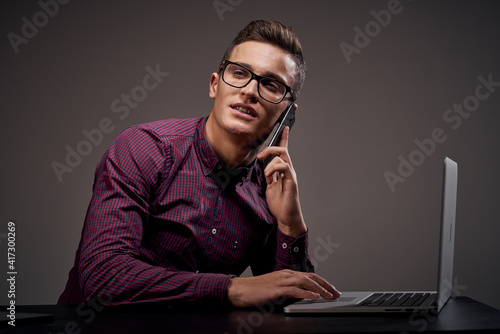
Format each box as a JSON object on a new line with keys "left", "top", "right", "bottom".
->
{"left": 293, "top": 247, "right": 300, "bottom": 253}
{"left": 212, "top": 228, "right": 217, "bottom": 235}
{"left": 282, "top": 243, "right": 287, "bottom": 249}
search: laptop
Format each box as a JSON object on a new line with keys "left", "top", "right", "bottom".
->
{"left": 284, "top": 157, "right": 458, "bottom": 314}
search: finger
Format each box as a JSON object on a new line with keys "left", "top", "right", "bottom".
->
{"left": 281, "top": 272, "right": 340, "bottom": 300}
{"left": 304, "top": 273, "right": 342, "bottom": 299}
{"left": 261, "top": 160, "right": 287, "bottom": 186}
{"left": 300, "top": 273, "right": 341, "bottom": 299}
{"left": 298, "top": 275, "right": 337, "bottom": 300}
{"left": 280, "top": 286, "right": 321, "bottom": 300}
{"left": 264, "top": 159, "right": 290, "bottom": 180}
{"left": 264, "top": 170, "right": 275, "bottom": 185}
{"left": 273, "top": 270, "right": 339, "bottom": 301}
{"left": 279, "top": 126, "right": 290, "bottom": 149}
{"left": 263, "top": 154, "right": 297, "bottom": 182}
{"left": 258, "top": 146, "right": 289, "bottom": 165}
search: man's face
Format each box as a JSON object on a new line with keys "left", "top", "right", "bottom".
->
{"left": 209, "top": 41, "right": 297, "bottom": 143}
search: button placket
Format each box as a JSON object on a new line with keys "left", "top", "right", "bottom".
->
{"left": 198, "top": 184, "right": 222, "bottom": 273}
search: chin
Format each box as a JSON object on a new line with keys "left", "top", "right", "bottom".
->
{"left": 221, "top": 113, "right": 254, "bottom": 132}
{"left": 225, "top": 121, "right": 255, "bottom": 137}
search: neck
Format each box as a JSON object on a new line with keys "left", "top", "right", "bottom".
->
{"left": 205, "top": 115, "right": 258, "bottom": 167}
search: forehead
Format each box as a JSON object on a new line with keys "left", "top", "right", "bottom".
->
{"left": 228, "top": 41, "right": 296, "bottom": 86}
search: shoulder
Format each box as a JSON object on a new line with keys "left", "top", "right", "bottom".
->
{"left": 103, "top": 117, "right": 204, "bottom": 162}
{"left": 111, "top": 117, "right": 204, "bottom": 152}
{"left": 131, "top": 117, "right": 204, "bottom": 139}
{"left": 96, "top": 118, "right": 205, "bottom": 185}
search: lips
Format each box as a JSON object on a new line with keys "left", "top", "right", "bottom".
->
{"left": 231, "top": 104, "right": 257, "bottom": 117}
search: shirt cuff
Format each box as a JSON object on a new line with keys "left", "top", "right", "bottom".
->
{"left": 275, "top": 228, "right": 310, "bottom": 271}
{"left": 195, "top": 273, "right": 235, "bottom": 302}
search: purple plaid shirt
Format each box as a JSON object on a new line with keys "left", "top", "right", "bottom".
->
{"left": 58, "top": 117, "right": 312, "bottom": 305}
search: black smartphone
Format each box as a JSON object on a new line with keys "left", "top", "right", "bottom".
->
{"left": 262, "top": 103, "right": 296, "bottom": 168}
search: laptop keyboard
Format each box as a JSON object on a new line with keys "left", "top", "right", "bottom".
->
{"left": 359, "top": 293, "right": 431, "bottom": 307}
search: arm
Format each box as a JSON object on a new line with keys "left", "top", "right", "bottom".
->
{"left": 249, "top": 223, "right": 313, "bottom": 276}
{"left": 227, "top": 125, "right": 341, "bottom": 307}
{"left": 78, "top": 126, "right": 232, "bottom": 305}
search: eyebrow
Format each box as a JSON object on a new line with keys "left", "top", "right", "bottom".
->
{"left": 237, "top": 61, "right": 289, "bottom": 85}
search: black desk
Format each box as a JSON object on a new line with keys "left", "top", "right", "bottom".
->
{"left": 3, "top": 297, "right": 500, "bottom": 334}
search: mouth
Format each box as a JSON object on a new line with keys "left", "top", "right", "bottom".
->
{"left": 231, "top": 104, "right": 257, "bottom": 118}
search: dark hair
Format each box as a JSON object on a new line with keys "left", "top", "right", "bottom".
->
{"left": 220, "top": 20, "right": 306, "bottom": 98}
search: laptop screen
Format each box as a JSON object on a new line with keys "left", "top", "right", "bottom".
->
{"left": 436, "top": 157, "right": 458, "bottom": 313}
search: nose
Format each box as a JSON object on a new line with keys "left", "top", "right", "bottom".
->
{"left": 239, "top": 77, "right": 260, "bottom": 101}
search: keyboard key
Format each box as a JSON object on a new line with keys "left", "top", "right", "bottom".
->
{"left": 380, "top": 293, "right": 403, "bottom": 306}
{"left": 360, "top": 293, "right": 384, "bottom": 306}
{"left": 402, "top": 293, "right": 425, "bottom": 306}
{"left": 412, "top": 293, "right": 431, "bottom": 306}
{"left": 391, "top": 293, "right": 413, "bottom": 306}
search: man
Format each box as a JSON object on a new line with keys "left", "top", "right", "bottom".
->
{"left": 59, "top": 20, "right": 340, "bottom": 307}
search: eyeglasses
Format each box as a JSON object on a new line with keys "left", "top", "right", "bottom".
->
{"left": 220, "top": 60, "right": 295, "bottom": 104}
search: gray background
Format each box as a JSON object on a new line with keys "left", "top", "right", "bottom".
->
{"left": 1, "top": 0, "right": 499, "bottom": 310}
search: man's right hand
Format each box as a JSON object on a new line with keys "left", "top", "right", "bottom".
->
{"left": 227, "top": 269, "right": 341, "bottom": 308}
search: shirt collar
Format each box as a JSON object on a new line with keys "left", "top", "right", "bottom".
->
{"left": 195, "top": 117, "right": 220, "bottom": 176}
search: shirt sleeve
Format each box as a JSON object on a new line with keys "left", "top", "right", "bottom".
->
{"left": 250, "top": 223, "right": 314, "bottom": 276}
{"left": 78, "top": 125, "right": 233, "bottom": 305}
{"left": 274, "top": 228, "right": 314, "bottom": 272}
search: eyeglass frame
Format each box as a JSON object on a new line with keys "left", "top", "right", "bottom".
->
{"left": 218, "top": 60, "right": 296, "bottom": 104}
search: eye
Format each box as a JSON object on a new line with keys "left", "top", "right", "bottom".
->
{"left": 234, "top": 70, "right": 245, "bottom": 77}
{"left": 230, "top": 66, "right": 250, "bottom": 79}
{"left": 262, "top": 79, "right": 281, "bottom": 92}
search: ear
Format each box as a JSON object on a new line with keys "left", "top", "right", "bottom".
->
{"left": 293, "top": 103, "right": 298, "bottom": 112}
{"left": 209, "top": 72, "right": 219, "bottom": 99}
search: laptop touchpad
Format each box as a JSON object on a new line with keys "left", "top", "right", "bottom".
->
{"left": 297, "top": 297, "right": 357, "bottom": 304}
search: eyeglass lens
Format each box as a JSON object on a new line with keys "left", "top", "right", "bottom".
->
{"left": 223, "top": 63, "right": 287, "bottom": 103}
